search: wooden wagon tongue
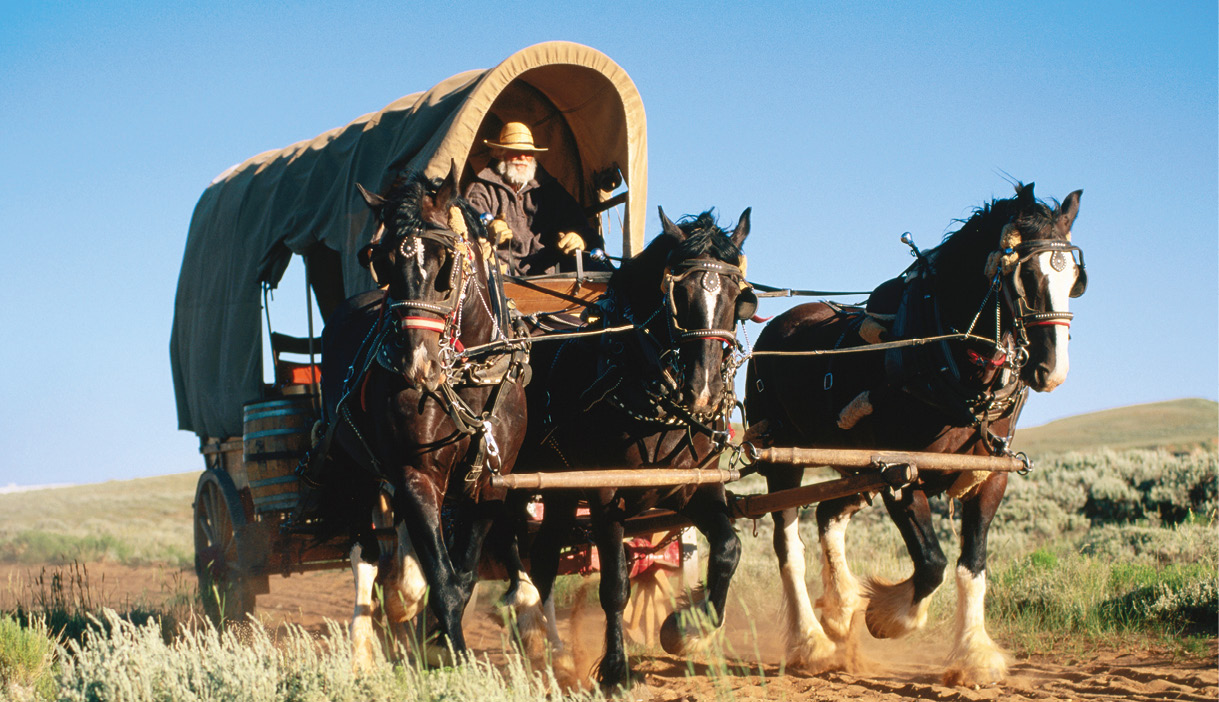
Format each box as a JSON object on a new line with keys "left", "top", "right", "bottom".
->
{"left": 491, "top": 467, "right": 740, "bottom": 490}
{"left": 492, "top": 446, "right": 1030, "bottom": 535}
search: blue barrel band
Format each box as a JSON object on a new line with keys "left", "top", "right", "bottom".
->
{"left": 253, "top": 494, "right": 299, "bottom": 511}
{"left": 244, "top": 408, "right": 312, "bottom": 422}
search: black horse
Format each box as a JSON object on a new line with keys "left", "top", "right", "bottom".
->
{"left": 512, "top": 208, "right": 756, "bottom": 689}
{"left": 745, "top": 183, "right": 1084, "bottom": 685}
{"left": 309, "top": 166, "right": 531, "bottom": 667}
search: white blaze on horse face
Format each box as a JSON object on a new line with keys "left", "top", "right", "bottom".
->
{"left": 686, "top": 271, "right": 723, "bottom": 405}
{"left": 1034, "top": 251, "right": 1074, "bottom": 389}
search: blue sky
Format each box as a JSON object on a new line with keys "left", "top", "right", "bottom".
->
{"left": 1, "top": 1, "right": 1215, "bottom": 486}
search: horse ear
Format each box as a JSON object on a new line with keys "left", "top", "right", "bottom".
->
{"left": 730, "top": 207, "right": 751, "bottom": 248}
{"left": 658, "top": 206, "right": 685, "bottom": 239}
{"left": 1056, "top": 190, "right": 1082, "bottom": 235}
{"left": 433, "top": 159, "right": 460, "bottom": 205}
{"left": 356, "top": 183, "right": 387, "bottom": 212}
{"left": 1015, "top": 181, "right": 1035, "bottom": 206}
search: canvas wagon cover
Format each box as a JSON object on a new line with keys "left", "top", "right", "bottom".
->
{"left": 172, "top": 41, "right": 647, "bottom": 440}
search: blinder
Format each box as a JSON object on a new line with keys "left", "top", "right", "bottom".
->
{"left": 734, "top": 286, "right": 758, "bottom": 321}
{"left": 359, "top": 244, "right": 394, "bottom": 287}
{"left": 1069, "top": 252, "right": 1087, "bottom": 298}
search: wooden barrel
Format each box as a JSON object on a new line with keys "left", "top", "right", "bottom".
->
{"left": 242, "top": 397, "right": 316, "bottom": 513}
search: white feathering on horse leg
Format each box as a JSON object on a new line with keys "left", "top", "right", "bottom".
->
{"left": 379, "top": 524, "right": 426, "bottom": 628}
{"left": 815, "top": 512, "right": 863, "bottom": 641}
{"left": 503, "top": 571, "right": 562, "bottom": 681}
{"left": 862, "top": 576, "right": 931, "bottom": 639}
{"left": 837, "top": 391, "right": 873, "bottom": 430}
{"left": 777, "top": 519, "right": 837, "bottom": 670}
{"left": 349, "top": 544, "right": 382, "bottom": 673}
{"left": 943, "top": 566, "right": 1008, "bottom": 686}
{"left": 542, "top": 591, "right": 579, "bottom": 690}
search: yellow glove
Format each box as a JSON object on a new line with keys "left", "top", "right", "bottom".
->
{"left": 489, "top": 218, "right": 513, "bottom": 246}
{"left": 478, "top": 239, "right": 494, "bottom": 263}
{"left": 557, "top": 231, "right": 585, "bottom": 255}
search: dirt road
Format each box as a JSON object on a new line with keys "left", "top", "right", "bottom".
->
{"left": 3, "top": 562, "right": 1215, "bottom": 701}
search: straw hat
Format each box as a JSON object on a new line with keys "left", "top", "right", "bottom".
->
{"left": 484, "top": 122, "right": 548, "bottom": 153}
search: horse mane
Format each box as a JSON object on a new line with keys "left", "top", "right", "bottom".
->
{"left": 610, "top": 210, "right": 742, "bottom": 314}
{"left": 669, "top": 211, "right": 744, "bottom": 266}
{"left": 377, "top": 171, "right": 487, "bottom": 243}
{"left": 929, "top": 191, "right": 1060, "bottom": 272}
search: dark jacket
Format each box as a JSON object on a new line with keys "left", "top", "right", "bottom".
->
{"left": 464, "top": 164, "right": 602, "bottom": 275}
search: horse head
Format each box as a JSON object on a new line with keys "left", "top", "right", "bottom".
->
{"left": 356, "top": 164, "right": 483, "bottom": 392}
{"left": 656, "top": 207, "right": 753, "bottom": 417}
{"left": 991, "top": 183, "right": 1086, "bottom": 392}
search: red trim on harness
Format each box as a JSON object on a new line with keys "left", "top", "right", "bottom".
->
{"left": 967, "top": 349, "right": 1007, "bottom": 368}
{"left": 398, "top": 316, "right": 445, "bottom": 333}
{"left": 1026, "top": 319, "right": 1071, "bottom": 328}
{"left": 359, "top": 367, "right": 373, "bottom": 412}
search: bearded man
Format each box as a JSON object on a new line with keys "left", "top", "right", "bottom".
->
{"left": 464, "top": 122, "right": 602, "bottom": 275}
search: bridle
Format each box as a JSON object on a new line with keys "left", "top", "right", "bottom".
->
{"left": 342, "top": 211, "right": 524, "bottom": 490}
{"left": 660, "top": 259, "right": 756, "bottom": 345}
{"left": 613, "top": 256, "right": 756, "bottom": 437}
{"left": 887, "top": 229, "right": 1087, "bottom": 434}
{"left": 379, "top": 227, "right": 475, "bottom": 348}
{"left": 1000, "top": 239, "right": 1087, "bottom": 332}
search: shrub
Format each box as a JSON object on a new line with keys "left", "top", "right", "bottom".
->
{"left": 0, "top": 615, "right": 57, "bottom": 701}
{"left": 53, "top": 611, "right": 595, "bottom": 702}
{"left": 1100, "top": 564, "right": 1218, "bottom": 635}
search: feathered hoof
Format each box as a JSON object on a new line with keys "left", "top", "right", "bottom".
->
{"left": 659, "top": 601, "right": 720, "bottom": 655}
{"left": 512, "top": 603, "right": 550, "bottom": 664}
{"left": 783, "top": 630, "right": 839, "bottom": 674}
{"left": 943, "top": 638, "right": 1008, "bottom": 686}
{"left": 550, "top": 648, "right": 581, "bottom": 693}
{"left": 597, "top": 652, "right": 631, "bottom": 694}
{"left": 862, "top": 577, "right": 929, "bottom": 639}
{"left": 815, "top": 596, "right": 861, "bottom": 642}
{"left": 350, "top": 620, "right": 381, "bottom": 674}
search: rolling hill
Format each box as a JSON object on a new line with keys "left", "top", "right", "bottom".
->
{"left": 1012, "top": 397, "right": 1218, "bottom": 458}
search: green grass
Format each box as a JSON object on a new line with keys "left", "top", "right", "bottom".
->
{"left": 0, "top": 615, "right": 56, "bottom": 701}
{"left": 0, "top": 473, "right": 197, "bottom": 567}
{"left": 987, "top": 540, "right": 1217, "bottom": 656}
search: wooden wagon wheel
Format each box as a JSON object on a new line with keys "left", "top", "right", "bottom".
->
{"left": 193, "top": 469, "right": 256, "bottom": 621}
{"left": 622, "top": 529, "right": 697, "bottom": 646}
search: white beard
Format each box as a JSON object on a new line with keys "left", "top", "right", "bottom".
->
{"left": 497, "top": 158, "right": 537, "bottom": 189}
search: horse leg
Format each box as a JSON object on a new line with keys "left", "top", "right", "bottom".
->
{"left": 483, "top": 498, "right": 550, "bottom": 669}
{"left": 814, "top": 493, "right": 870, "bottom": 641}
{"left": 397, "top": 481, "right": 467, "bottom": 659}
{"left": 589, "top": 510, "right": 631, "bottom": 690}
{"left": 445, "top": 498, "right": 493, "bottom": 609}
{"left": 350, "top": 541, "right": 381, "bottom": 672}
{"left": 864, "top": 486, "right": 946, "bottom": 639}
{"left": 368, "top": 491, "right": 427, "bottom": 659}
{"left": 944, "top": 474, "right": 1009, "bottom": 686}
{"left": 352, "top": 491, "right": 428, "bottom": 669}
{"left": 764, "top": 461, "right": 837, "bottom": 671}
{"left": 525, "top": 494, "right": 579, "bottom": 685}
{"left": 659, "top": 489, "right": 740, "bottom": 655}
